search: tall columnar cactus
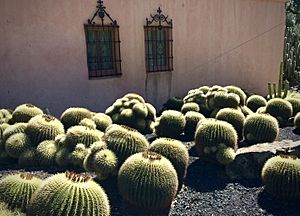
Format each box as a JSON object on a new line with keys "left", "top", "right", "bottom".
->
{"left": 60, "top": 107, "right": 92, "bottom": 130}
{"left": 215, "top": 108, "right": 245, "bottom": 139}
{"left": 11, "top": 104, "right": 43, "bottom": 123}
{"left": 195, "top": 119, "right": 238, "bottom": 157}
{"left": 5, "top": 133, "right": 32, "bottom": 159}
{"left": 155, "top": 110, "right": 186, "bottom": 138}
{"left": 184, "top": 111, "right": 206, "bottom": 137}
{"left": 246, "top": 95, "right": 267, "bottom": 112}
{"left": 104, "top": 125, "right": 149, "bottom": 165}
{"left": 36, "top": 140, "right": 58, "bottom": 167}
{"left": 2, "top": 123, "right": 27, "bottom": 141}
{"left": 27, "top": 171, "right": 110, "bottom": 216}
{"left": 265, "top": 98, "right": 293, "bottom": 125}
{"left": 268, "top": 62, "right": 290, "bottom": 99}
{"left": 0, "top": 173, "right": 42, "bottom": 212}
{"left": 261, "top": 155, "right": 300, "bottom": 200}
{"left": 25, "top": 114, "right": 65, "bottom": 146}
{"left": 181, "top": 102, "right": 200, "bottom": 114}
{"left": 243, "top": 113, "right": 279, "bottom": 145}
{"left": 64, "top": 125, "right": 103, "bottom": 150}
{"left": 149, "top": 138, "right": 189, "bottom": 187}
{"left": 225, "top": 85, "right": 247, "bottom": 106}
{"left": 118, "top": 151, "right": 178, "bottom": 211}
{"left": 92, "top": 113, "right": 113, "bottom": 131}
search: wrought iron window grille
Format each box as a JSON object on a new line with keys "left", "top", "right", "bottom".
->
{"left": 85, "top": 0, "right": 122, "bottom": 78}
{"left": 145, "top": 7, "right": 173, "bottom": 73}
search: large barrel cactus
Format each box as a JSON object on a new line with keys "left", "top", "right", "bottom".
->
{"left": 243, "top": 113, "right": 279, "bottom": 145}
{"left": 60, "top": 107, "right": 92, "bottom": 130}
{"left": 25, "top": 114, "right": 65, "bottom": 146}
{"left": 0, "top": 173, "right": 42, "bottom": 212}
{"left": 195, "top": 119, "right": 238, "bottom": 157}
{"left": 215, "top": 108, "right": 245, "bottom": 139}
{"left": 286, "top": 97, "right": 300, "bottom": 116}
{"left": 5, "top": 133, "right": 32, "bottom": 159}
{"left": 104, "top": 125, "right": 149, "bottom": 165}
{"left": 265, "top": 98, "right": 293, "bottom": 125}
{"left": 64, "top": 125, "right": 103, "bottom": 150}
{"left": 149, "top": 138, "right": 189, "bottom": 187}
{"left": 118, "top": 151, "right": 178, "bottom": 211}
{"left": 92, "top": 113, "right": 112, "bottom": 131}
{"left": 261, "top": 155, "right": 300, "bottom": 200}
{"left": 246, "top": 95, "right": 267, "bottom": 112}
{"left": 11, "top": 104, "right": 43, "bottom": 123}
{"left": 155, "top": 110, "right": 186, "bottom": 138}
{"left": 27, "top": 171, "right": 110, "bottom": 216}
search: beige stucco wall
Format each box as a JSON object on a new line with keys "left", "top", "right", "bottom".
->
{"left": 0, "top": 0, "right": 286, "bottom": 116}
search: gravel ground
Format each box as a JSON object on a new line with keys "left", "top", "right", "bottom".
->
{"left": 1, "top": 127, "right": 300, "bottom": 216}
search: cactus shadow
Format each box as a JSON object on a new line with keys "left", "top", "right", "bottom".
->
{"left": 184, "top": 159, "right": 230, "bottom": 192}
{"left": 257, "top": 190, "right": 300, "bottom": 216}
{"left": 293, "top": 128, "right": 300, "bottom": 135}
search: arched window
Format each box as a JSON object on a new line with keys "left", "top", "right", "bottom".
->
{"left": 84, "top": 0, "right": 121, "bottom": 78}
{"left": 144, "top": 7, "right": 173, "bottom": 73}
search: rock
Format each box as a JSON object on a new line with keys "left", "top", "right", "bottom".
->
{"left": 226, "top": 140, "right": 300, "bottom": 180}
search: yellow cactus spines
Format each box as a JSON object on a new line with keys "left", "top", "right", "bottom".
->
{"left": 60, "top": 107, "right": 92, "bottom": 129}
{"left": 149, "top": 138, "right": 189, "bottom": 187}
{"left": 104, "top": 125, "right": 149, "bottom": 165}
{"left": 11, "top": 104, "right": 43, "bottom": 123}
{"left": 27, "top": 172, "right": 110, "bottom": 216}
{"left": 0, "top": 173, "right": 42, "bottom": 212}
{"left": 118, "top": 151, "right": 178, "bottom": 211}
{"left": 262, "top": 155, "right": 300, "bottom": 200}
{"left": 25, "top": 114, "right": 65, "bottom": 146}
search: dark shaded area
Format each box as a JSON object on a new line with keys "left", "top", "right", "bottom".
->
{"left": 258, "top": 190, "right": 300, "bottom": 216}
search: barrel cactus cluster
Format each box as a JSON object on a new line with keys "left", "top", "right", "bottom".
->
{"left": 105, "top": 93, "right": 156, "bottom": 134}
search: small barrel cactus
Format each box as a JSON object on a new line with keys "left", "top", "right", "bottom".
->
{"left": 239, "top": 105, "right": 254, "bottom": 116}
{"left": 195, "top": 119, "right": 238, "bottom": 157}
{"left": 0, "top": 123, "right": 9, "bottom": 140}
{"left": 104, "top": 125, "right": 149, "bottom": 165}
{"left": 184, "top": 111, "right": 205, "bottom": 137}
{"left": 265, "top": 98, "right": 293, "bottom": 125}
{"left": 215, "top": 144, "right": 236, "bottom": 165}
{"left": 55, "top": 147, "right": 72, "bottom": 167}
{"left": 286, "top": 97, "right": 300, "bottom": 116}
{"left": 243, "top": 113, "right": 279, "bottom": 145}
{"left": 70, "top": 143, "right": 90, "bottom": 168}
{"left": 155, "top": 110, "right": 186, "bottom": 138}
{"left": 162, "top": 97, "right": 184, "bottom": 111}
{"left": 0, "top": 173, "right": 42, "bottom": 212}
{"left": 246, "top": 95, "right": 267, "bottom": 112}
{"left": 225, "top": 85, "right": 247, "bottom": 105}
{"left": 149, "top": 138, "right": 189, "bottom": 187}
{"left": 36, "top": 140, "right": 58, "bottom": 167}
{"left": 83, "top": 141, "right": 107, "bottom": 172}
{"left": 27, "top": 171, "right": 110, "bottom": 216}
{"left": 118, "top": 151, "right": 178, "bottom": 211}
{"left": 94, "top": 149, "right": 118, "bottom": 180}
{"left": 216, "top": 108, "right": 245, "bottom": 139}
{"left": 123, "top": 93, "right": 145, "bottom": 103}
{"left": 5, "top": 133, "right": 32, "bottom": 159}
{"left": 64, "top": 125, "right": 104, "bottom": 150}
{"left": 181, "top": 102, "right": 200, "bottom": 114}
{"left": 18, "top": 148, "right": 39, "bottom": 168}
{"left": 79, "top": 118, "right": 96, "bottom": 130}
{"left": 256, "top": 106, "right": 266, "bottom": 114}
{"left": 25, "top": 114, "right": 65, "bottom": 146}
{"left": 2, "top": 123, "right": 27, "bottom": 141}
{"left": 294, "top": 112, "right": 300, "bottom": 130}
{"left": 261, "top": 155, "right": 300, "bottom": 200}
{"left": 92, "top": 113, "right": 112, "bottom": 131}
{"left": 11, "top": 104, "right": 43, "bottom": 123}
{"left": 60, "top": 107, "right": 92, "bottom": 129}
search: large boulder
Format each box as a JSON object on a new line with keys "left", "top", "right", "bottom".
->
{"left": 226, "top": 140, "right": 300, "bottom": 180}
